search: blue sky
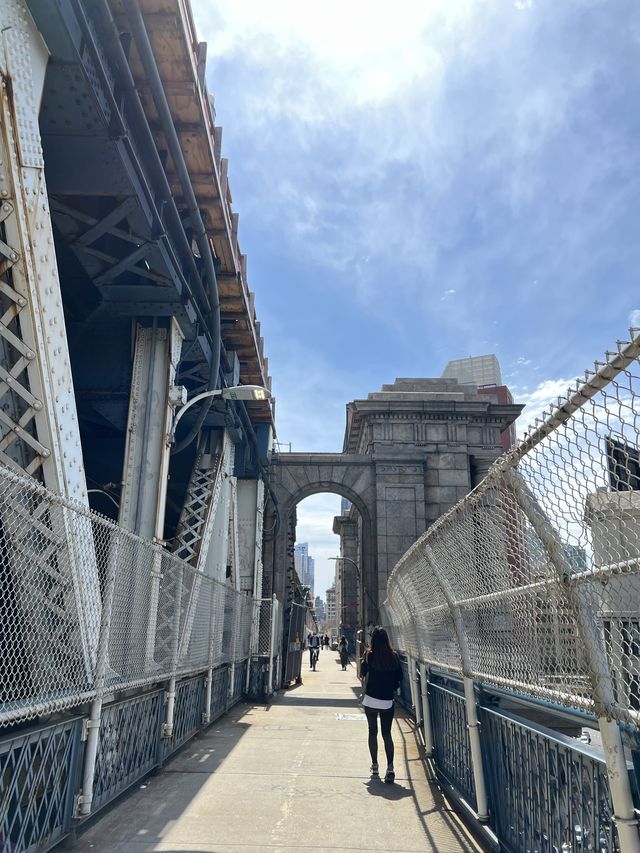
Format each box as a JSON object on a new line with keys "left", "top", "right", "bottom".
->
{"left": 194, "top": 0, "right": 640, "bottom": 599}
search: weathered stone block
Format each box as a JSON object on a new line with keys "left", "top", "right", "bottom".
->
{"left": 424, "top": 468, "right": 439, "bottom": 486}
{"left": 430, "top": 486, "right": 458, "bottom": 506}
{"left": 436, "top": 453, "right": 456, "bottom": 469}
{"left": 438, "top": 469, "right": 470, "bottom": 487}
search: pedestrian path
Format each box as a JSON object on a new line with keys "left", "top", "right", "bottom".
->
{"left": 73, "top": 651, "right": 483, "bottom": 852}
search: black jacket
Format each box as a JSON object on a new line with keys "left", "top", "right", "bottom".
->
{"left": 361, "top": 653, "right": 403, "bottom": 701}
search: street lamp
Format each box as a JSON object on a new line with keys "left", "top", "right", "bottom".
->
{"left": 170, "top": 384, "right": 271, "bottom": 443}
{"left": 328, "top": 555, "right": 378, "bottom": 617}
{"left": 328, "top": 555, "right": 360, "bottom": 577}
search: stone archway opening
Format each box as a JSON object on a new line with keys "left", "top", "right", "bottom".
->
{"left": 292, "top": 492, "right": 367, "bottom": 656}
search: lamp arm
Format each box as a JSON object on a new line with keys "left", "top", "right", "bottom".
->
{"left": 170, "top": 389, "right": 222, "bottom": 443}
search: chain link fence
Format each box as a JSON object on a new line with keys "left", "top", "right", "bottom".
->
{"left": 0, "top": 460, "right": 255, "bottom": 727}
{"left": 384, "top": 330, "right": 640, "bottom": 726}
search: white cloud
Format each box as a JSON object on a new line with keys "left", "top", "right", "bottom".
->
{"left": 195, "top": 0, "right": 631, "bottom": 323}
{"left": 629, "top": 308, "right": 640, "bottom": 329}
{"left": 515, "top": 376, "right": 577, "bottom": 436}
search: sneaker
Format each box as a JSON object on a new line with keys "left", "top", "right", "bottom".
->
{"left": 370, "top": 763, "right": 379, "bottom": 778}
{"left": 384, "top": 767, "right": 395, "bottom": 784}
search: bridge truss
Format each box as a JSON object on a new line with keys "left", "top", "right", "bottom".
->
{"left": 0, "top": 0, "right": 277, "bottom": 849}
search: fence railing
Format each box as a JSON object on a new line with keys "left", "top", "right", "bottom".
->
{"left": 0, "top": 457, "right": 258, "bottom": 849}
{"left": 0, "top": 459, "right": 254, "bottom": 728}
{"left": 0, "top": 664, "right": 239, "bottom": 852}
{"left": 384, "top": 331, "right": 640, "bottom": 852}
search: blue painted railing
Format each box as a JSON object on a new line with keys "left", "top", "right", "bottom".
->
{"left": 401, "top": 660, "right": 625, "bottom": 852}
{"left": 0, "top": 661, "right": 248, "bottom": 852}
{"left": 0, "top": 718, "right": 82, "bottom": 852}
{"left": 429, "top": 682, "right": 477, "bottom": 810}
{"left": 480, "top": 704, "right": 618, "bottom": 853}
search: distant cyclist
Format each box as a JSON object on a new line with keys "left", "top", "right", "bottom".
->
{"left": 308, "top": 633, "right": 321, "bottom": 669}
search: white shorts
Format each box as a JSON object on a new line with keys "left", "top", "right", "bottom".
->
{"left": 362, "top": 695, "right": 393, "bottom": 711}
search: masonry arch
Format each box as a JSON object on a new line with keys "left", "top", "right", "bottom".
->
{"left": 264, "top": 453, "right": 378, "bottom": 630}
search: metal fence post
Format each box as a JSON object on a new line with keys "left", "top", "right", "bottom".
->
{"left": 424, "top": 544, "right": 489, "bottom": 822}
{"left": 419, "top": 663, "right": 435, "bottom": 757}
{"left": 162, "top": 564, "right": 184, "bottom": 738}
{"left": 77, "top": 533, "right": 120, "bottom": 816}
{"left": 505, "top": 468, "right": 640, "bottom": 853}
{"left": 203, "top": 578, "right": 216, "bottom": 725}
{"left": 408, "top": 656, "right": 421, "bottom": 724}
{"left": 268, "top": 594, "right": 278, "bottom": 695}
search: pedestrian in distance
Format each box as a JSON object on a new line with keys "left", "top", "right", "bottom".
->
{"left": 308, "top": 632, "right": 321, "bottom": 669}
{"left": 338, "top": 636, "right": 348, "bottom": 670}
{"left": 359, "top": 627, "right": 403, "bottom": 784}
{"left": 324, "top": 634, "right": 330, "bottom": 649}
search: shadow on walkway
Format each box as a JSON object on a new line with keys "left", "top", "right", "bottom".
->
{"left": 71, "top": 663, "right": 484, "bottom": 852}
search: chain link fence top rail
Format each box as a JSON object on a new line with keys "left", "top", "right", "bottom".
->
{"left": 0, "top": 461, "right": 256, "bottom": 727}
{"left": 385, "top": 331, "right": 640, "bottom": 725}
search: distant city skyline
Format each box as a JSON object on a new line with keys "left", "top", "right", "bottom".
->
{"left": 294, "top": 541, "right": 315, "bottom": 597}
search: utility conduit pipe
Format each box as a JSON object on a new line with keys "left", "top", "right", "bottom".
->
{"left": 423, "top": 544, "right": 489, "bottom": 823}
{"left": 122, "top": 0, "right": 221, "bottom": 453}
{"left": 78, "top": 534, "right": 121, "bottom": 816}
{"left": 203, "top": 577, "right": 218, "bottom": 725}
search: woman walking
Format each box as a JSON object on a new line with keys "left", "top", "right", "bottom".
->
{"left": 360, "top": 627, "right": 403, "bottom": 783}
{"left": 338, "top": 636, "right": 348, "bottom": 670}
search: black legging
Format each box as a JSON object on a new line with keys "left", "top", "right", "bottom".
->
{"left": 364, "top": 706, "right": 395, "bottom": 767}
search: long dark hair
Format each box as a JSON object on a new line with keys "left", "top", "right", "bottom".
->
{"left": 364, "top": 627, "right": 398, "bottom": 671}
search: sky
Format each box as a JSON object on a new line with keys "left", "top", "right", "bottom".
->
{"left": 193, "top": 0, "right": 640, "bottom": 601}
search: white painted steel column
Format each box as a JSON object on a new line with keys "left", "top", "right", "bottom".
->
{"left": 78, "top": 533, "right": 120, "bottom": 816}
{"left": 245, "top": 480, "right": 264, "bottom": 692}
{"left": 419, "top": 663, "right": 435, "bottom": 756}
{"left": 408, "top": 656, "right": 421, "bottom": 723}
{"left": 118, "top": 321, "right": 183, "bottom": 669}
{"left": 0, "top": 2, "right": 100, "bottom": 675}
{"left": 424, "top": 544, "right": 489, "bottom": 822}
{"left": 163, "top": 564, "right": 184, "bottom": 738}
{"left": 505, "top": 469, "right": 640, "bottom": 853}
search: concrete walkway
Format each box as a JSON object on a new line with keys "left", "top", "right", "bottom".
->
{"left": 74, "top": 652, "right": 483, "bottom": 852}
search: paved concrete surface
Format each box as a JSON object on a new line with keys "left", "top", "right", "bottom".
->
{"left": 73, "top": 652, "right": 483, "bottom": 852}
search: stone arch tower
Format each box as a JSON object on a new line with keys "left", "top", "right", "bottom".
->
{"left": 263, "top": 376, "right": 522, "bottom": 630}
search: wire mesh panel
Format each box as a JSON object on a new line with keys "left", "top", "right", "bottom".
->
{"left": 256, "top": 598, "right": 275, "bottom": 657}
{"left": 0, "top": 718, "right": 82, "bottom": 852}
{"left": 92, "top": 691, "right": 164, "bottom": 811}
{"left": 0, "top": 472, "right": 103, "bottom": 725}
{"left": 385, "top": 332, "right": 640, "bottom": 726}
{"left": 0, "top": 458, "right": 259, "bottom": 728}
{"left": 480, "top": 706, "right": 618, "bottom": 853}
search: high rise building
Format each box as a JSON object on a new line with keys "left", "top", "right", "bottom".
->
{"left": 326, "top": 584, "right": 336, "bottom": 628}
{"left": 294, "top": 542, "right": 315, "bottom": 597}
{"left": 443, "top": 354, "right": 516, "bottom": 453}
{"left": 442, "top": 354, "right": 502, "bottom": 387}
{"left": 314, "top": 596, "right": 326, "bottom": 625}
